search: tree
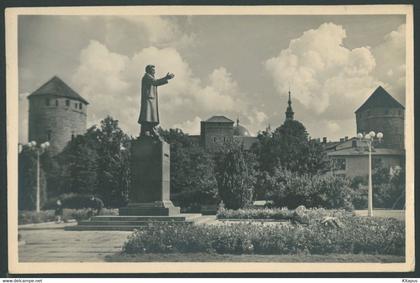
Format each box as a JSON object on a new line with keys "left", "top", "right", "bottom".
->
{"left": 266, "top": 166, "right": 354, "bottom": 210}
{"left": 18, "top": 148, "right": 47, "bottom": 210}
{"left": 54, "top": 131, "right": 99, "bottom": 195}
{"left": 252, "top": 120, "right": 328, "bottom": 175}
{"left": 49, "top": 117, "right": 131, "bottom": 208}
{"left": 159, "top": 128, "right": 218, "bottom": 210}
{"left": 95, "top": 116, "right": 131, "bottom": 207}
{"left": 214, "top": 141, "right": 257, "bottom": 209}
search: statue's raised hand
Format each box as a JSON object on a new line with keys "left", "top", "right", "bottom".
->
{"left": 166, "top": 73, "right": 175, "bottom": 80}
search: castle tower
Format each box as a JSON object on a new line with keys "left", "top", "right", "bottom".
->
{"left": 28, "top": 76, "right": 89, "bottom": 155}
{"left": 355, "top": 86, "right": 404, "bottom": 149}
{"left": 285, "top": 89, "right": 294, "bottom": 121}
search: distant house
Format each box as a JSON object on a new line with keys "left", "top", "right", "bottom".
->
{"left": 327, "top": 86, "right": 405, "bottom": 178}
{"left": 197, "top": 116, "right": 258, "bottom": 151}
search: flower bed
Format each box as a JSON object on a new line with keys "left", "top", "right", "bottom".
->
{"left": 123, "top": 215, "right": 404, "bottom": 256}
{"left": 18, "top": 208, "right": 118, "bottom": 225}
{"left": 217, "top": 207, "right": 350, "bottom": 221}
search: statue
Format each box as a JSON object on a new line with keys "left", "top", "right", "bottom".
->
{"left": 138, "top": 65, "right": 175, "bottom": 137}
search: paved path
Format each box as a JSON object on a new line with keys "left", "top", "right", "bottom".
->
{"left": 19, "top": 224, "right": 132, "bottom": 262}
{"left": 19, "top": 215, "right": 219, "bottom": 262}
{"left": 353, "top": 209, "right": 405, "bottom": 221}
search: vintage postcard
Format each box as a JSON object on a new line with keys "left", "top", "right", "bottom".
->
{"left": 6, "top": 5, "right": 414, "bottom": 274}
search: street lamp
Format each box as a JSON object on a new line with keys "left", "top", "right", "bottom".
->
{"left": 26, "top": 140, "right": 50, "bottom": 212}
{"left": 357, "top": 131, "right": 383, "bottom": 217}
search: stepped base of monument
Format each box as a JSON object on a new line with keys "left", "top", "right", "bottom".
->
{"left": 119, "top": 201, "right": 181, "bottom": 216}
{"left": 65, "top": 214, "right": 202, "bottom": 231}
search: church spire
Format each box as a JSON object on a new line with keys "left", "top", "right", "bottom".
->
{"left": 285, "top": 88, "right": 294, "bottom": 121}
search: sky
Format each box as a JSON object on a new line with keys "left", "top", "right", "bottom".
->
{"left": 18, "top": 14, "right": 406, "bottom": 143}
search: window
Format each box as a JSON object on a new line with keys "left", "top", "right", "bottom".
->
{"left": 213, "top": 137, "right": 217, "bottom": 142}
{"left": 79, "top": 103, "right": 83, "bottom": 110}
{"left": 74, "top": 102, "right": 78, "bottom": 108}
{"left": 55, "top": 100, "right": 59, "bottom": 106}
{"left": 333, "top": 158, "right": 346, "bottom": 171}
{"left": 45, "top": 98, "right": 50, "bottom": 106}
{"left": 65, "top": 100, "right": 70, "bottom": 107}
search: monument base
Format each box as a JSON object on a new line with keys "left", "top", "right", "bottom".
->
{"left": 119, "top": 201, "right": 181, "bottom": 216}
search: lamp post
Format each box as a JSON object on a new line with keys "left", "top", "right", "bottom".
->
{"left": 357, "top": 131, "right": 383, "bottom": 217}
{"left": 26, "top": 140, "right": 50, "bottom": 212}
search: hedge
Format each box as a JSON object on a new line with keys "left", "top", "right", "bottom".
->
{"left": 123, "top": 215, "right": 404, "bottom": 256}
{"left": 217, "top": 207, "right": 350, "bottom": 221}
{"left": 18, "top": 208, "right": 118, "bottom": 225}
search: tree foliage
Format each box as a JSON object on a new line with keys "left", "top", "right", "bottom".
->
{"left": 18, "top": 148, "right": 48, "bottom": 210}
{"left": 252, "top": 120, "right": 328, "bottom": 175}
{"left": 266, "top": 167, "right": 354, "bottom": 210}
{"left": 214, "top": 141, "right": 258, "bottom": 210}
{"left": 159, "top": 128, "right": 218, "bottom": 210}
{"left": 48, "top": 116, "right": 130, "bottom": 208}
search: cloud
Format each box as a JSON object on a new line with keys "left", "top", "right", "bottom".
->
{"left": 103, "top": 16, "right": 196, "bottom": 53}
{"left": 264, "top": 22, "right": 380, "bottom": 116}
{"left": 372, "top": 24, "right": 406, "bottom": 104}
{"left": 71, "top": 41, "right": 252, "bottom": 136}
{"left": 19, "top": 92, "right": 30, "bottom": 143}
{"left": 173, "top": 116, "right": 202, "bottom": 135}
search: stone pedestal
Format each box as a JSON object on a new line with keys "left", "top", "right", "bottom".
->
{"left": 119, "top": 137, "right": 181, "bottom": 216}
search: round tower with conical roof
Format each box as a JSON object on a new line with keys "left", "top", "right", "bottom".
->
{"left": 355, "top": 86, "right": 404, "bottom": 150}
{"left": 28, "top": 76, "right": 89, "bottom": 155}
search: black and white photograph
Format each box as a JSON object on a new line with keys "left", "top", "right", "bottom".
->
{"left": 5, "top": 5, "right": 414, "bottom": 274}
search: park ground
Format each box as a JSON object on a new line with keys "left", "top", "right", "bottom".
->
{"left": 18, "top": 210, "right": 405, "bottom": 263}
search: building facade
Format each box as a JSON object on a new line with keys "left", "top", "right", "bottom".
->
{"left": 327, "top": 86, "right": 405, "bottom": 178}
{"left": 197, "top": 116, "right": 258, "bottom": 151}
{"left": 28, "top": 76, "right": 89, "bottom": 155}
{"left": 355, "top": 86, "right": 405, "bottom": 150}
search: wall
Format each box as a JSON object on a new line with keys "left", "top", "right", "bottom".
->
{"left": 28, "top": 96, "right": 87, "bottom": 155}
{"left": 331, "top": 154, "right": 403, "bottom": 178}
{"left": 200, "top": 121, "right": 234, "bottom": 151}
{"left": 356, "top": 107, "right": 404, "bottom": 149}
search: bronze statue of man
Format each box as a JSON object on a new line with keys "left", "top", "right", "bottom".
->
{"left": 138, "top": 65, "right": 174, "bottom": 137}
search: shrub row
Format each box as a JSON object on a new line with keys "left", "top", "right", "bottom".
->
{"left": 123, "top": 216, "right": 404, "bottom": 256}
{"left": 18, "top": 208, "right": 118, "bottom": 225}
{"left": 217, "top": 207, "right": 350, "bottom": 221}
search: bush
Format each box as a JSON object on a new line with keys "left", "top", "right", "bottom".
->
{"left": 217, "top": 208, "right": 293, "bottom": 220}
{"left": 217, "top": 207, "right": 350, "bottom": 221}
{"left": 123, "top": 214, "right": 404, "bottom": 256}
{"left": 18, "top": 208, "right": 118, "bottom": 224}
{"left": 349, "top": 166, "right": 405, "bottom": 209}
{"left": 18, "top": 210, "right": 56, "bottom": 224}
{"left": 43, "top": 194, "right": 104, "bottom": 210}
{"left": 265, "top": 168, "right": 354, "bottom": 210}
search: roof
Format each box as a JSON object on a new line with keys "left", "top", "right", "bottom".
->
{"left": 233, "top": 124, "right": 251, "bottom": 136}
{"left": 205, "top": 116, "right": 234, "bottom": 123}
{"left": 355, "top": 86, "right": 404, "bottom": 113}
{"left": 28, "top": 76, "right": 89, "bottom": 104}
{"left": 328, "top": 147, "right": 404, "bottom": 157}
{"left": 233, "top": 136, "right": 258, "bottom": 150}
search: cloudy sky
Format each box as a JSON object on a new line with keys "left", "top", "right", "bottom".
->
{"left": 18, "top": 14, "right": 406, "bottom": 143}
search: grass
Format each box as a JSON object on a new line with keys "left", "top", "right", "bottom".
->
{"left": 106, "top": 252, "right": 405, "bottom": 263}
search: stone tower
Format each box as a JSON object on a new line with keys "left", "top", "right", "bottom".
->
{"left": 285, "top": 90, "right": 294, "bottom": 121}
{"left": 355, "top": 86, "right": 404, "bottom": 149}
{"left": 28, "top": 76, "right": 89, "bottom": 155}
